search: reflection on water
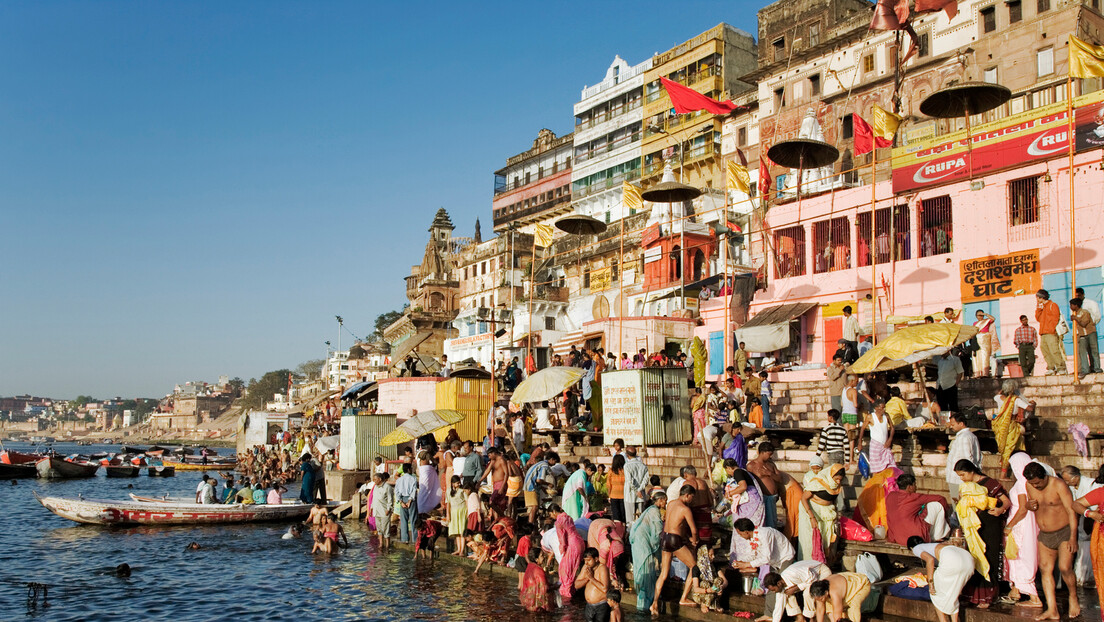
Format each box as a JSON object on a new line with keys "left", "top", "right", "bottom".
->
{"left": 3, "top": 442, "right": 658, "bottom": 621}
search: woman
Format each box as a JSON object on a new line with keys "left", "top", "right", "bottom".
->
{"left": 1071, "top": 465, "right": 1104, "bottom": 618}
{"left": 562, "top": 463, "right": 592, "bottom": 520}
{"left": 954, "top": 459, "right": 1010, "bottom": 608}
{"left": 629, "top": 493, "right": 664, "bottom": 611}
{"left": 799, "top": 463, "right": 844, "bottom": 563}
{"left": 723, "top": 459, "right": 765, "bottom": 527}
{"left": 908, "top": 536, "right": 975, "bottom": 622}
{"left": 587, "top": 517, "right": 626, "bottom": 588}
{"left": 920, "top": 386, "right": 943, "bottom": 426}
{"left": 1003, "top": 452, "right": 1043, "bottom": 607}
{"left": 519, "top": 548, "right": 551, "bottom": 612}
{"left": 504, "top": 357, "right": 520, "bottom": 391}
{"left": 416, "top": 452, "right": 442, "bottom": 514}
{"left": 554, "top": 506, "right": 585, "bottom": 599}
{"left": 973, "top": 310, "right": 996, "bottom": 377}
{"left": 992, "top": 380, "right": 1034, "bottom": 477}
{"left": 860, "top": 399, "right": 896, "bottom": 474}
{"left": 608, "top": 454, "right": 627, "bottom": 523}
{"left": 691, "top": 388, "right": 708, "bottom": 447}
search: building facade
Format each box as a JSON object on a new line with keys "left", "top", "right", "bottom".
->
{"left": 492, "top": 129, "right": 574, "bottom": 235}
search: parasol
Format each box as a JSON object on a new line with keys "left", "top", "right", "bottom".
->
{"left": 641, "top": 180, "right": 702, "bottom": 203}
{"left": 379, "top": 409, "right": 468, "bottom": 446}
{"left": 555, "top": 215, "right": 607, "bottom": 236}
{"left": 849, "top": 323, "right": 979, "bottom": 374}
{"left": 509, "top": 366, "right": 586, "bottom": 406}
{"left": 767, "top": 139, "right": 839, "bottom": 201}
{"left": 920, "top": 82, "right": 1011, "bottom": 178}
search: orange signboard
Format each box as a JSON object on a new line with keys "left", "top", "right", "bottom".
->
{"left": 959, "top": 249, "right": 1041, "bottom": 303}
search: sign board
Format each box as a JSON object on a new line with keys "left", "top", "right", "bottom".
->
{"left": 602, "top": 371, "right": 644, "bottom": 445}
{"left": 643, "top": 247, "right": 663, "bottom": 264}
{"left": 892, "top": 89, "right": 1104, "bottom": 193}
{"left": 591, "top": 267, "right": 612, "bottom": 292}
{"left": 959, "top": 249, "right": 1041, "bottom": 303}
{"left": 821, "top": 301, "right": 857, "bottom": 318}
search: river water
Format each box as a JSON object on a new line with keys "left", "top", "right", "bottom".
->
{"left": 1, "top": 442, "right": 664, "bottom": 621}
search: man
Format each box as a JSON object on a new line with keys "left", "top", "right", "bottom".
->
{"left": 826, "top": 356, "right": 848, "bottom": 413}
{"left": 195, "top": 475, "right": 216, "bottom": 504}
{"left": 1071, "top": 298, "right": 1102, "bottom": 376}
{"left": 735, "top": 342, "right": 749, "bottom": 381}
{"left": 479, "top": 448, "right": 508, "bottom": 512}
{"left": 567, "top": 345, "right": 579, "bottom": 368}
{"left": 731, "top": 517, "right": 795, "bottom": 619}
{"left": 941, "top": 307, "right": 959, "bottom": 324}
{"left": 512, "top": 413, "right": 526, "bottom": 453}
{"left": 816, "top": 409, "right": 848, "bottom": 467}
{"left": 370, "top": 472, "right": 394, "bottom": 551}
{"left": 459, "top": 441, "right": 482, "bottom": 487}
{"left": 575, "top": 547, "right": 611, "bottom": 622}
{"left": 809, "top": 573, "right": 871, "bottom": 622}
{"left": 682, "top": 465, "right": 715, "bottom": 542}
{"left": 762, "top": 560, "right": 832, "bottom": 622}
{"left": 1036, "top": 289, "right": 1067, "bottom": 375}
{"left": 651, "top": 484, "right": 698, "bottom": 616}
{"left": 841, "top": 375, "right": 860, "bottom": 464}
{"left": 935, "top": 351, "right": 964, "bottom": 414}
{"left": 885, "top": 473, "right": 950, "bottom": 545}
{"left": 438, "top": 354, "right": 451, "bottom": 378}
{"left": 744, "top": 370, "right": 762, "bottom": 418}
{"left": 746, "top": 442, "right": 784, "bottom": 529}
{"left": 623, "top": 447, "right": 650, "bottom": 524}
{"left": 394, "top": 463, "right": 419, "bottom": 544}
{"left": 1025, "top": 461, "right": 1081, "bottom": 620}
{"left": 523, "top": 451, "right": 559, "bottom": 523}
{"left": 666, "top": 466, "right": 689, "bottom": 502}
{"left": 1076, "top": 287, "right": 1101, "bottom": 324}
{"left": 1013, "top": 314, "right": 1039, "bottom": 377}
{"left": 1061, "top": 465, "right": 1101, "bottom": 585}
{"left": 842, "top": 306, "right": 863, "bottom": 354}
{"left": 945, "top": 411, "right": 981, "bottom": 501}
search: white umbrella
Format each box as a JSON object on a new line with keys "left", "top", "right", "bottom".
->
{"left": 509, "top": 367, "right": 586, "bottom": 406}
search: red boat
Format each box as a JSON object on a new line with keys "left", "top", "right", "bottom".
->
{"left": 1, "top": 450, "right": 41, "bottom": 465}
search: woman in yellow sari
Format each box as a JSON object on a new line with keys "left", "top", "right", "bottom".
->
{"left": 800, "top": 463, "right": 845, "bottom": 563}
{"left": 1072, "top": 467, "right": 1104, "bottom": 621}
{"left": 990, "top": 380, "right": 1035, "bottom": 477}
{"left": 954, "top": 459, "right": 1010, "bottom": 608}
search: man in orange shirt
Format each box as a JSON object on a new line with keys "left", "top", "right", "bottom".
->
{"left": 1036, "top": 289, "right": 1068, "bottom": 375}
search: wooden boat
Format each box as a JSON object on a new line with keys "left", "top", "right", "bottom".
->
{"left": 104, "top": 464, "right": 140, "bottom": 478}
{"left": 1, "top": 449, "right": 41, "bottom": 465}
{"left": 36, "top": 457, "right": 99, "bottom": 479}
{"left": 128, "top": 493, "right": 326, "bottom": 506}
{"left": 159, "top": 459, "right": 236, "bottom": 471}
{"left": 35, "top": 493, "right": 315, "bottom": 525}
{"left": 147, "top": 465, "right": 175, "bottom": 477}
{"left": 0, "top": 463, "right": 38, "bottom": 478}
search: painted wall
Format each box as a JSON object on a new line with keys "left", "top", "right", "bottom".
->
{"left": 376, "top": 377, "right": 444, "bottom": 423}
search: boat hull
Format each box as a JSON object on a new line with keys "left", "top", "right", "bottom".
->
{"left": 0, "top": 463, "right": 38, "bottom": 478}
{"left": 35, "top": 494, "right": 314, "bottom": 526}
{"left": 147, "top": 466, "right": 175, "bottom": 477}
{"left": 104, "top": 465, "right": 140, "bottom": 478}
{"left": 36, "top": 457, "right": 99, "bottom": 479}
{"left": 159, "top": 459, "right": 236, "bottom": 471}
{"left": 2, "top": 450, "right": 41, "bottom": 465}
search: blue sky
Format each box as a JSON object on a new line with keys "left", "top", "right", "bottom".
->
{"left": 0, "top": 1, "right": 758, "bottom": 398}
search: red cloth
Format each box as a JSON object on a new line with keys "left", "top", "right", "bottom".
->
{"left": 915, "top": 0, "right": 958, "bottom": 19}
{"left": 520, "top": 563, "right": 552, "bottom": 612}
{"left": 660, "top": 77, "right": 743, "bottom": 115}
{"left": 516, "top": 535, "right": 531, "bottom": 560}
{"left": 759, "top": 156, "right": 772, "bottom": 201}
{"left": 886, "top": 490, "right": 950, "bottom": 545}
{"left": 853, "top": 114, "right": 893, "bottom": 156}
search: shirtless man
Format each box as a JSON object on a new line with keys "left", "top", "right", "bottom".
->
{"left": 682, "top": 465, "right": 715, "bottom": 542}
{"left": 504, "top": 450, "right": 523, "bottom": 517}
{"left": 651, "top": 484, "right": 698, "bottom": 616}
{"left": 747, "top": 442, "right": 788, "bottom": 529}
{"left": 575, "top": 547, "right": 611, "bottom": 622}
{"left": 1024, "top": 461, "right": 1080, "bottom": 620}
{"left": 479, "top": 448, "right": 508, "bottom": 512}
{"left": 810, "top": 573, "right": 871, "bottom": 622}
{"left": 308, "top": 500, "right": 328, "bottom": 535}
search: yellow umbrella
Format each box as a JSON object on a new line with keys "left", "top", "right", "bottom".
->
{"left": 509, "top": 366, "right": 585, "bottom": 406}
{"left": 379, "top": 409, "right": 467, "bottom": 446}
{"left": 850, "top": 323, "right": 979, "bottom": 374}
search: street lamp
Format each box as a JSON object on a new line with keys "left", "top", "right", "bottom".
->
{"left": 335, "top": 316, "right": 344, "bottom": 353}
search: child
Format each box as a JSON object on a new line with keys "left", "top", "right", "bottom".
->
{"left": 648, "top": 474, "right": 664, "bottom": 498}
{"left": 469, "top": 530, "right": 495, "bottom": 575}
{"left": 464, "top": 481, "right": 483, "bottom": 542}
{"left": 607, "top": 589, "right": 623, "bottom": 622}
{"left": 447, "top": 475, "right": 467, "bottom": 555}
{"left": 759, "top": 371, "right": 771, "bottom": 429}
{"left": 414, "top": 513, "right": 441, "bottom": 559}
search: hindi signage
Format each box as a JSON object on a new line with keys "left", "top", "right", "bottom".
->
{"left": 602, "top": 371, "right": 644, "bottom": 446}
{"left": 591, "top": 267, "right": 612, "bottom": 292}
{"left": 959, "top": 249, "right": 1041, "bottom": 303}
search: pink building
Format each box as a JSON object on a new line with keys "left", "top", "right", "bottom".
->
{"left": 743, "top": 89, "right": 1104, "bottom": 379}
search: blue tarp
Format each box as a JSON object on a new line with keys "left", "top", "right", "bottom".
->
{"left": 340, "top": 381, "right": 371, "bottom": 400}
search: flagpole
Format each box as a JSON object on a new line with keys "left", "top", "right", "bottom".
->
{"left": 723, "top": 168, "right": 731, "bottom": 375}
{"left": 1068, "top": 74, "right": 1080, "bottom": 381}
{"left": 619, "top": 203, "right": 625, "bottom": 360}
{"left": 870, "top": 147, "right": 878, "bottom": 346}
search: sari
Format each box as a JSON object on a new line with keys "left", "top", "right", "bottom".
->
{"left": 857, "top": 467, "right": 901, "bottom": 532}
{"left": 587, "top": 518, "right": 626, "bottom": 574}
{"left": 562, "top": 469, "right": 589, "bottom": 520}
{"left": 992, "top": 393, "right": 1025, "bottom": 473}
{"left": 783, "top": 479, "right": 804, "bottom": 539}
{"left": 519, "top": 563, "right": 552, "bottom": 612}
{"left": 556, "top": 512, "right": 585, "bottom": 598}
{"left": 417, "top": 464, "right": 441, "bottom": 513}
{"left": 447, "top": 490, "right": 466, "bottom": 537}
{"left": 1004, "top": 454, "right": 1039, "bottom": 598}
{"left": 629, "top": 505, "right": 663, "bottom": 610}
{"left": 366, "top": 486, "right": 376, "bottom": 531}
{"left": 691, "top": 393, "right": 708, "bottom": 446}
{"left": 930, "top": 546, "right": 975, "bottom": 615}
{"left": 799, "top": 464, "right": 843, "bottom": 562}
{"left": 957, "top": 477, "right": 1005, "bottom": 606}
{"left": 725, "top": 471, "right": 766, "bottom": 527}
{"left": 1080, "top": 487, "right": 1104, "bottom": 617}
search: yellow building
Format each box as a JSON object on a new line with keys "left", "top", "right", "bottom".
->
{"left": 640, "top": 23, "right": 758, "bottom": 191}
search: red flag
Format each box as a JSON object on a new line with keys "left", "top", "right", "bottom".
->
{"left": 852, "top": 114, "right": 894, "bottom": 155}
{"left": 870, "top": 0, "right": 907, "bottom": 30}
{"left": 915, "top": 0, "right": 958, "bottom": 19}
{"left": 660, "top": 77, "right": 744, "bottom": 115}
{"left": 758, "top": 156, "right": 772, "bottom": 200}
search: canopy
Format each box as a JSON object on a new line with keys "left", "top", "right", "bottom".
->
{"left": 734, "top": 302, "right": 818, "bottom": 352}
{"left": 850, "top": 323, "right": 979, "bottom": 374}
{"left": 510, "top": 366, "right": 585, "bottom": 406}
{"left": 315, "top": 435, "right": 340, "bottom": 452}
{"left": 379, "top": 409, "right": 467, "bottom": 446}
{"left": 340, "top": 381, "right": 372, "bottom": 400}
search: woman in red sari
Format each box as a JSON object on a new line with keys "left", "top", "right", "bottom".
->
{"left": 519, "top": 547, "right": 551, "bottom": 612}
{"left": 1072, "top": 465, "right": 1104, "bottom": 618}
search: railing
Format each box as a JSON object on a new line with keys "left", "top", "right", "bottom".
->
{"left": 493, "top": 195, "right": 572, "bottom": 227}
{"left": 574, "top": 130, "right": 642, "bottom": 164}
{"left": 573, "top": 169, "right": 642, "bottom": 199}
{"left": 575, "top": 99, "right": 643, "bottom": 131}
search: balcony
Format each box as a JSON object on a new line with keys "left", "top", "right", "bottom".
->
{"left": 573, "top": 168, "right": 642, "bottom": 200}
{"left": 574, "top": 130, "right": 642, "bottom": 164}
{"left": 575, "top": 99, "right": 643, "bottom": 132}
{"left": 493, "top": 194, "right": 573, "bottom": 229}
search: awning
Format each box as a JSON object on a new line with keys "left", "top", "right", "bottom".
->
{"left": 340, "top": 381, "right": 372, "bottom": 400}
{"left": 734, "top": 302, "right": 818, "bottom": 352}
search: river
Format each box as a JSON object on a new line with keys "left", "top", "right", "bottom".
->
{"left": 1, "top": 442, "right": 665, "bottom": 621}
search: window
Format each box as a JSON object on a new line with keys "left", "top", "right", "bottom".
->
{"left": 525, "top": 171, "right": 531, "bottom": 184}
{"left": 672, "top": 245, "right": 683, "bottom": 279}
{"left": 808, "top": 23, "right": 821, "bottom": 47}
{"left": 583, "top": 266, "right": 591, "bottom": 289}
{"left": 1009, "top": 175, "right": 1041, "bottom": 225}
{"left": 918, "top": 33, "right": 930, "bottom": 57}
{"left": 918, "top": 195, "right": 953, "bottom": 257}
{"left": 774, "top": 86, "right": 785, "bottom": 109}
{"left": 773, "top": 226, "right": 806, "bottom": 278}
{"left": 856, "top": 205, "right": 911, "bottom": 267}
{"left": 544, "top": 317, "right": 556, "bottom": 330}
{"left": 1008, "top": 0, "right": 1022, "bottom": 23}
{"left": 772, "top": 37, "right": 786, "bottom": 63}
{"left": 980, "top": 6, "right": 996, "bottom": 32}
{"left": 984, "top": 67, "right": 998, "bottom": 83}
{"left": 842, "top": 114, "right": 854, "bottom": 139}
{"left": 1037, "top": 47, "right": 1054, "bottom": 77}
{"left": 738, "top": 127, "right": 747, "bottom": 147}
{"left": 810, "top": 74, "right": 821, "bottom": 97}
{"left": 1037, "top": 0, "right": 1049, "bottom": 12}
{"left": 813, "top": 217, "right": 851, "bottom": 273}
{"left": 481, "top": 261, "right": 487, "bottom": 275}
{"left": 862, "top": 54, "right": 875, "bottom": 73}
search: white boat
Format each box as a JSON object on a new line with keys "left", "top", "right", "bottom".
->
{"left": 34, "top": 493, "right": 315, "bottom": 526}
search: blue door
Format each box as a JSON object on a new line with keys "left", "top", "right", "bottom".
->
{"left": 1042, "top": 267, "right": 1104, "bottom": 355}
{"left": 708, "top": 331, "right": 724, "bottom": 376}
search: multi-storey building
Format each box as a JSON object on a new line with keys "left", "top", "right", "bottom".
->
{"left": 571, "top": 56, "right": 652, "bottom": 225}
{"left": 492, "top": 129, "right": 574, "bottom": 235}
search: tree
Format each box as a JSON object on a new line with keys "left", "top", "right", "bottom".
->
{"left": 295, "top": 359, "right": 327, "bottom": 380}
{"left": 240, "top": 369, "right": 295, "bottom": 411}
{"left": 71, "top": 395, "right": 96, "bottom": 408}
{"left": 228, "top": 377, "right": 245, "bottom": 393}
{"left": 372, "top": 307, "right": 407, "bottom": 341}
